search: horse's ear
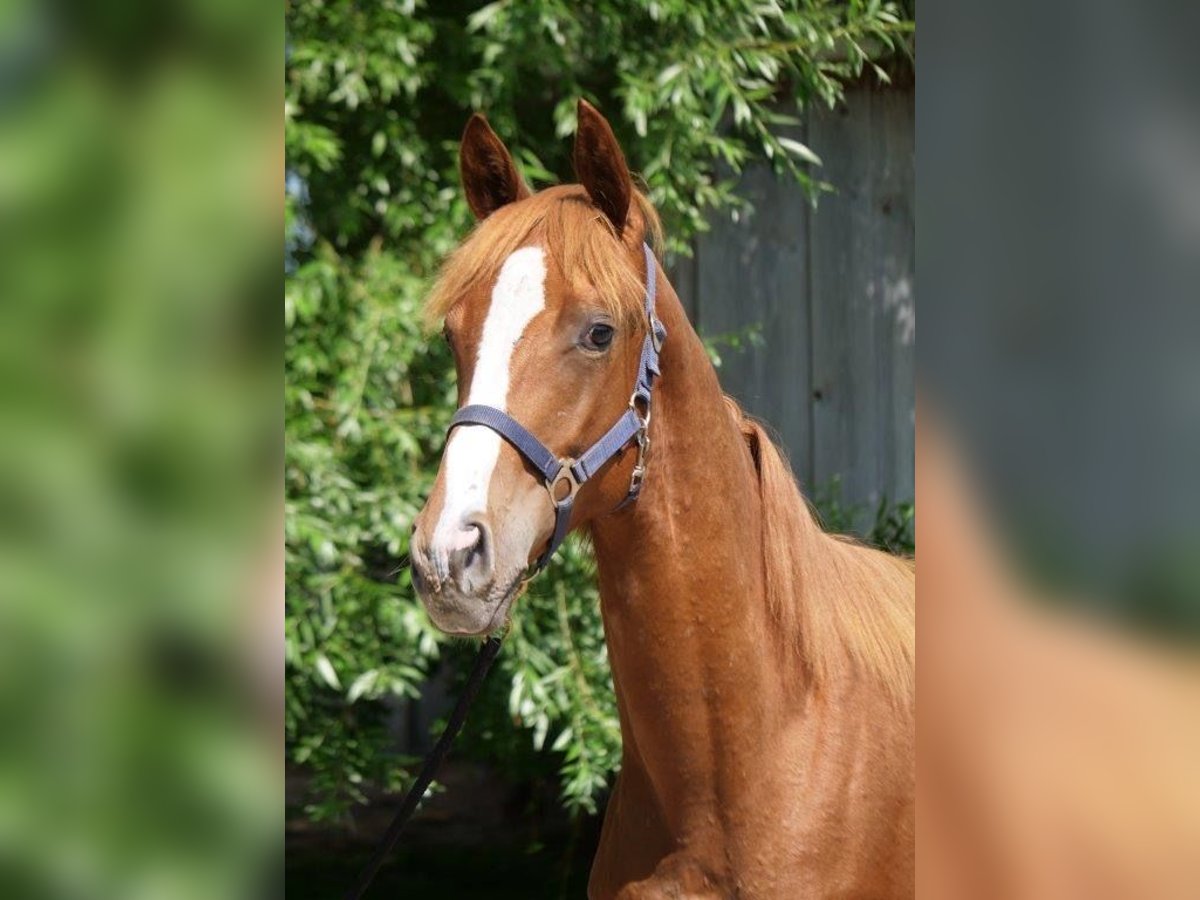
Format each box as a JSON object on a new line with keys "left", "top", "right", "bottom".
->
{"left": 459, "top": 113, "right": 531, "bottom": 220}
{"left": 573, "top": 99, "right": 633, "bottom": 233}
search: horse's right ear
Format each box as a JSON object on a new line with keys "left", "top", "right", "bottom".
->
{"left": 459, "top": 113, "right": 531, "bottom": 220}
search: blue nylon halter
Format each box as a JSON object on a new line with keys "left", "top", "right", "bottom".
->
{"left": 448, "top": 242, "right": 667, "bottom": 573}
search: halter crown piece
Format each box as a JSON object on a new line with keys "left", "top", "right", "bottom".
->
{"left": 447, "top": 243, "right": 667, "bottom": 573}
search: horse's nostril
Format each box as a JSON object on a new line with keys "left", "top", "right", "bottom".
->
{"left": 463, "top": 530, "right": 484, "bottom": 568}
{"left": 448, "top": 520, "right": 490, "bottom": 578}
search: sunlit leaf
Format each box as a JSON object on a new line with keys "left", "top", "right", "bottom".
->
{"left": 315, "top": 654, "right": 341, "bottom": 691}
{"left": 778, "top": 136, "right": 822, "bottom": 166}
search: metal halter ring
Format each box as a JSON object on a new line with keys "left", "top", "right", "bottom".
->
{"left": 629, "top": 390, "right": 652, "bottom": 430}
{"left": 546, "top": 461, "right": 582, "bottom": 507}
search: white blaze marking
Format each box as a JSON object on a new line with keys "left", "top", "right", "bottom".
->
{"left": 433, "top": 246, "right": 546, "bottom": 577}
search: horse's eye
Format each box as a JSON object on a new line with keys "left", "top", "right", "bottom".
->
{"left": 584, "top": 322, "right": 615, "bottom": 351}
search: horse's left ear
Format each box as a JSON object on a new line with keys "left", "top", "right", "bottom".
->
{"left": 573, "top": 99, "right": 633, "bottom": 233}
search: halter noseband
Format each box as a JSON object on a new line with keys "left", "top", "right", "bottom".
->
{"left": 447, "top": 242, "right": 667, "bottom": 573}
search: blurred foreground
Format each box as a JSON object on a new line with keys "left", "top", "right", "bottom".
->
{"left": 918, "top": 414, "right": 1200, "bottom": 898}
{"left": 0, "top": 1, "right": 279, "bottom": 897}
{"left": 919, "top": 0, "right": 1200, "bottom": 894}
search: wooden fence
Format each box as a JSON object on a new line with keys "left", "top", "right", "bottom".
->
{"left": 671, "top": 82, "right": 915, "bottom": 528}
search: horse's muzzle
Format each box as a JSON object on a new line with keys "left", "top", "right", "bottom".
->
{"left": 410, "top": 515, "right": 513, "bottom": 635}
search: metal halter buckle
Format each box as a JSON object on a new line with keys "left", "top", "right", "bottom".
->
{"left": 628, "top": 393, "right": 652, "bottom": 496}
{"left": 546, "top": 460, "right": 581, "bottom": 507}
{"left": 629, "top": 436, "right": 648, "bottom": 496}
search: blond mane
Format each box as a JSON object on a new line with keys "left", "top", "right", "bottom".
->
{"left": 729, "top": 399, "right": 915, "bottom": 703}
{"left": 424, "top": 184, "right": 662, "bottom": 329}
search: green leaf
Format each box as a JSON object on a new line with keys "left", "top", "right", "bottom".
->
{"left": 656, "top": 63, "right": 685, "bottom": 86}
{"left": 466, "top": 2, "right": 503, "bottom": 32}
{"left": 314, "top": 654, "right": 341, "bottom": 691}
{"left": 551, "top": 727, "right": 574, "bottom": 752}
{"left": 777, "top": 137, "right": 822, "bottom": 166}
{"left": 347, "top": 669, "right": 379, "bottom": 702}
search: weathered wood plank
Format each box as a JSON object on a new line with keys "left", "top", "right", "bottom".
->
{"left": 694, "top": 127, "right": 814, "bottom": 487}
{"left": 809, "top": 85, "right": 915, "bottom": 525}
{"left": 687, "top": 84, "right": 915, "bottom": 531}
{"left": 667, "top": 245, "right": 700, "bottom": 327}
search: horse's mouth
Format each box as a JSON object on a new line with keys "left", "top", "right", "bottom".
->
{"left": 426, "top": 570, "right": 523, "bottom": 637}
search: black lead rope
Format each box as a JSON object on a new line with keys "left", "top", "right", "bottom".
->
{"left": 342, "top": 635, "right": 504, "bottom": 900}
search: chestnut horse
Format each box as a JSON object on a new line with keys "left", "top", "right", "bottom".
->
{"left": 410, "top": 101, "right": 914, "bottom": 899}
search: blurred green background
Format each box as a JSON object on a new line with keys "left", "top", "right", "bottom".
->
{"left": 284, "top": 0, "right": 913, "bottom": 892}
{"left": 1, "top": 0, "right": 279, "bottom": 897}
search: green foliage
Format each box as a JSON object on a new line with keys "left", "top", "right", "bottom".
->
{"left": 701, "top": 322, "right": 766, "bottom": 368}
{"left": 813, "top": 477, "right": 915, "bottom": 555}
{"left": 285, "top": 0, "right": 913, "bottom": 823}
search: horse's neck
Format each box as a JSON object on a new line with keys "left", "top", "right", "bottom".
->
{"left": 589, "top": 282, "right": 787, "bottom": 835}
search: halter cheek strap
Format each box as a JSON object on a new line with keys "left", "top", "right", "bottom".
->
{"left": 447, "top": 242, "right": 666, "bottom": 573}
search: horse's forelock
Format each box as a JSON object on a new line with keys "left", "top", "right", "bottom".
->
{"left": 424, "top": 185, "right": 660, "bottom": 331}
